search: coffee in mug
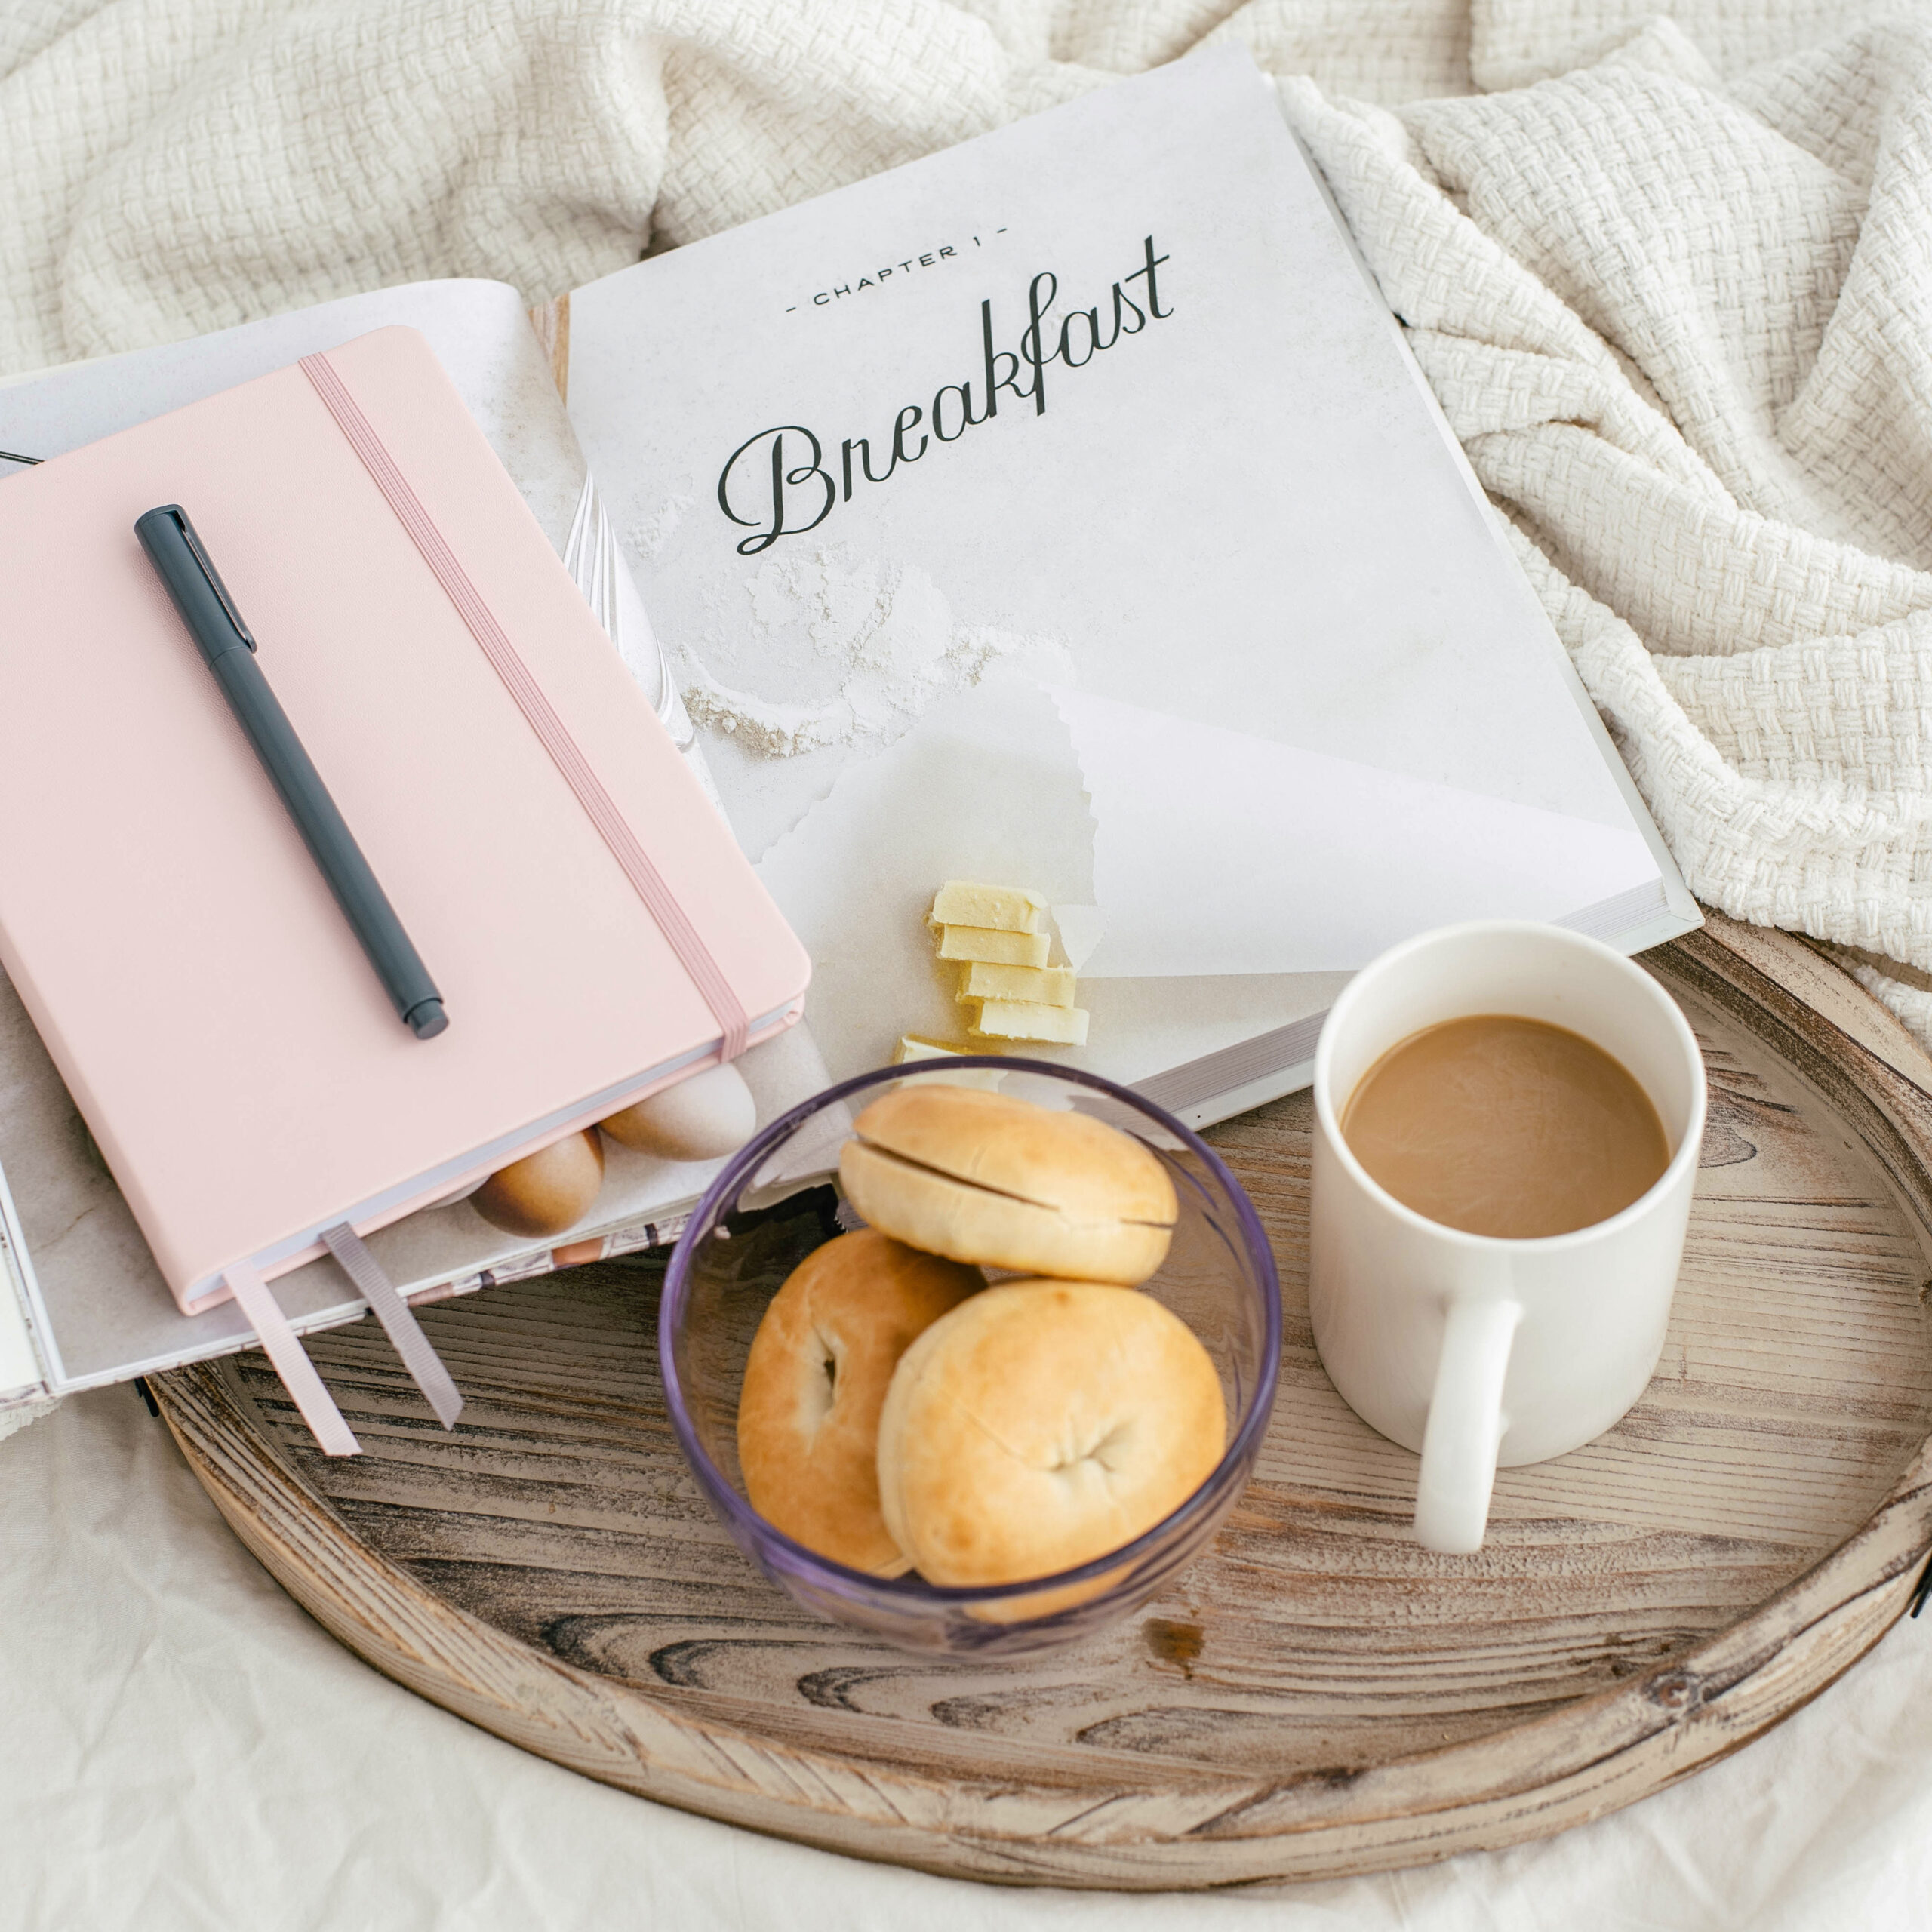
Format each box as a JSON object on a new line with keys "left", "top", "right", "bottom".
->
{"left": 1309, "top": 922, "right": 1706, "bottom": 1554}
{"left": 1339, "top": 1015, "right": 1670, "bottom": 1239}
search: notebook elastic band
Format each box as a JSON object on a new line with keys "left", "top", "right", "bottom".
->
{"left": 297, "top": 350, "right": 750, "bottom": 1063}
{"left": 322, "top": 1223, "right": 463, "bottom": 1430}
{"left": 223, "top": 1260, "right": 361, "bottom": 1457}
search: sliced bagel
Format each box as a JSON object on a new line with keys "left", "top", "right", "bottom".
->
{"left": 839, "top": 1084, "right": 1176, "bottom": 1284}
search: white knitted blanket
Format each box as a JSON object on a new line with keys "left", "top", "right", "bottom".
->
{"left": 5, "top": 0, "right": 1932, "bottom": 1044}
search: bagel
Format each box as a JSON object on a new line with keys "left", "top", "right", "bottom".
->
{"left": 876, "top": 1279, "right": 1226, "bottom": 1587}
{"left": 838, "top": 1084, "right": 1177, "bottom": 1284}
{"left": 737, "top": 1229, "right": 981, "bottom": 1574}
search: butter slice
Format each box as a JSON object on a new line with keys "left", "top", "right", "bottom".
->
{"left": 957, "top": 961, "right": 1075, "bottom": 1008}
{"left": 969, "top": 1000, "right": 1090, "bottom": 1046}
{"left": 934, "top": 924, "right": 1050, "bottom": 968}
{"left": 931, "top": 881, "right": 1047, "bottom": 934}
{"left": 892, "top": 1034, "right": 1006, "bottom": 1088}
{"left": 894, "top": 1035, "right": 964, "bottom": 1064}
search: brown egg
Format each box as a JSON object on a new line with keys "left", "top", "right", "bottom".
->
{"left": 472, "top": 1129, "right": 605, "bottom": 1238}
{"left": 599, "top": 1061, "right": 757, "bottom": 1161}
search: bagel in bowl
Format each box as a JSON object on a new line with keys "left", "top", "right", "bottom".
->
{"left": 838, "top": 1084, "right": 1177, "bottom": 1284}
{"left": 737, "top": 1229, "right": 981, "bottom": 1575}
{"left": 876, "top": 1278, "right": 1226, "bottom": 1588}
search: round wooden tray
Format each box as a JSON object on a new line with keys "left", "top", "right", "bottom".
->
{"left": 152, "top": 913, "right": 1932, "bottom": 1888}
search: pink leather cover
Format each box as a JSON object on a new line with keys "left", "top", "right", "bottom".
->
{"left": 0, "top": 327, "right": 810, "bottom": 1312}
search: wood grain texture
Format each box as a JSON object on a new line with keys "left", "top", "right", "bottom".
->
{"left": 152, "top": 912, "right": 1932, "bottom": 1887}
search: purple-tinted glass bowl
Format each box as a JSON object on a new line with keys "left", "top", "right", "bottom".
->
{"left": 660, "top": 1057, "right": 1281, "bottom": 1657}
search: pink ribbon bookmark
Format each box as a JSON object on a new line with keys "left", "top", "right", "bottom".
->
{"left": 322, "top": 1223, "right": 463, "bottom": 1429}
{"left": 223, "top": 1260, "right": 361, "bottom": 1457}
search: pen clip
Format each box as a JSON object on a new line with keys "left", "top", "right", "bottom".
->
{"left": 162, "top": 505, "right": 256, "bottom": 651}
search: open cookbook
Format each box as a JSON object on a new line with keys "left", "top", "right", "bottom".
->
{"left": 0, "top": 43, "right": 1694, "bottom": 1419}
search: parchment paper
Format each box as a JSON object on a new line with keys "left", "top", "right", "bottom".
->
{"left": 757, "top": 677, "right": 1661, "bottom": 1088}
{"left": 1057, "top": 688, "right": 1660, "bottom": 977}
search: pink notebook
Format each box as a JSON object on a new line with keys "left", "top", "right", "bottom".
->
{"left": 0, "top": 327, "right": 809, "bottom": 1444}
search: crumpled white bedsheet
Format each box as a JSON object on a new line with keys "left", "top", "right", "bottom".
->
{"left": 3, "top": 1387, "right": 1930, "bottom": 1930}
{"left": 8, "top": 1, "right": 1932, "bottom": 1922}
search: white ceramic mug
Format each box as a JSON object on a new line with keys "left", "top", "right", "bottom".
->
{"left": 1309, "top": 921, "right": 1706, "bottom": 1554}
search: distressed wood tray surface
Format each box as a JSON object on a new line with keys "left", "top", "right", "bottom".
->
{"left": 151, "top": 912, "right": 1932, "bottom": 1889}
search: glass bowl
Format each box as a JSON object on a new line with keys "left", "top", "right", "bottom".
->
{"left": 660, "top": 1057, "right": 1281, "bottom": 1657}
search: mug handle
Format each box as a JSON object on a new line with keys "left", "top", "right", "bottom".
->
{"left": 1414, "top": 1296, "right": 1522, "bottom": 1553}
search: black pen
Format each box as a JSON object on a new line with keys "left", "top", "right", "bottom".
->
{"left": 135, "top": 504, "right": 448, "bottom": 1040}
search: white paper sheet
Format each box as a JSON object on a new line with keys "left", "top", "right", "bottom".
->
{"left": 1057, "top": 688, "right": 1662, "bottom": 977}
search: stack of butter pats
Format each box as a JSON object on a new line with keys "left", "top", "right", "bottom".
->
{"left": 734, "top": 1084, "right": 1226, "bottom": 1589}
{"left": 899, "top": 881, "right": 1088, "bottom": 1068}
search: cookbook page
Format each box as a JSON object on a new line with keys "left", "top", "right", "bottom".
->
{"left": 561, "top": 47, "right": 1690, "bottom": 1099}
